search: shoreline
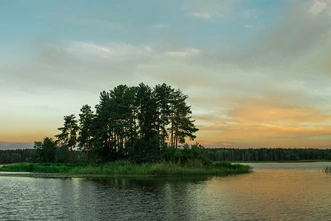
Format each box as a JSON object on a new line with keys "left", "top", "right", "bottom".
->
{"left": 0, "top": 161, "right": 252, "bottom": 177}
{"left": 231, "top": 160, "right": 331, "bottom": 163}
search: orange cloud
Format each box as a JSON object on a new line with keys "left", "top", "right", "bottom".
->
{"left": 197, "top": 123, "right": 331, "bottom": 148}
{"left": 195, "top": 96, "right": 331, "bottom": 148}
{"left": 228, "top": 97, "right": 330, "bottom": 124}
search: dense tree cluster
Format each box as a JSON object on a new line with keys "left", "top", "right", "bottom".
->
{"left": 33, "top": 83, "right": 199, "bottom": 163}
{"left": 206, "top": 148, "right": 331, "bottom": 161}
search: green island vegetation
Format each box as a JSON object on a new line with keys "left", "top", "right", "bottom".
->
{"left": 0, "top": 83, "right": 250, "bottom": 176}
{"left": 0, "top": 161, "right": 250, "bottom": 176}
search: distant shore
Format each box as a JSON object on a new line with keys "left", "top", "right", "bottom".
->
{"left": 231, "top": 160, "right": 331, "bottom": 163}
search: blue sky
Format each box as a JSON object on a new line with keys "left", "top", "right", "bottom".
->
{"left": 1, "top": 1, "right": 287, "bottom": 50}
{"left": 1, "top": 0, "right": 331, "bottom": 149}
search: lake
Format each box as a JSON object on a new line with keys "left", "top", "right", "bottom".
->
{"left": 1, "top": 162, "right": 331, "bottom": 220}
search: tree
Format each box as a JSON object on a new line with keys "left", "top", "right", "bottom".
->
{"left": 91, "top": 90, "right": 114, "bottom": 161}
{"left": 168, "top": 89, "right": 199, "bottom": 147}
{"left": 33, "top": 137, "right": 56, "bottom": 163}
{"left": 153, "top": 83, "right": 174, "bottom": 148}
{"left": 0, "top": 152, "right": 10, "bottom": 164}
{"left": 131, "top": 83, "right": 160, "bottom": 162}
{"left": 55, "top": 114, "right": 79, "bottom": 162}
{"left": 78, "top": 105, "right": 94, "bottom": 160}
{"left": 109, "top": 85, "right": 137, "bottom": 158}
{"left": 91, "top": 85, "right": 139, "bottom": 161}
{"left": 51, "top": 83, "right": 200, "bottom": 163}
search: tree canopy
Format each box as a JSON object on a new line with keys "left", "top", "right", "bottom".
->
{"left": 34, "top": 83, "right": 200, "bottom": 163}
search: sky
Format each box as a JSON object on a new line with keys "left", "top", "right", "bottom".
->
{"left": 1, "top": 0, "right": 331, "bottom": 149}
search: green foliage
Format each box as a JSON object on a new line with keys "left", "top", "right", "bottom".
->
{"left": 168, "top": 89, "right": 198, "bottom": 147}
{"left": 0, "top": 161, "right": 251, "bottom": 176}
{"left": 28, "top": 83, "right": 201, "bottom": 165}
{"left": 0, "top": 162, "right": 34, "bottom": 172}
{"left": 80, "top": 83, "right": 199, "bottom": 163}
{"left": 33, "top": 137, "right": 56, "bottom": 163}
{"left": 3, "top": 147, "right": 331, "bottom": 165}
{"left": 55, "top": 145, "right": 70, "bottom": 163}
{"left": 161, "top": 143, "right": 211, "bottom": 167}
{"left": 55, "top": 114, "right": 79, "bottom": 162}
{"left": 0, "top": 149, "right": 34, "bottom": 164}
{"left": 78, "top": 104, "right": 94, "bottom": 160}
{"left": 213, "top": 162, "right": 252, "bottom": 174}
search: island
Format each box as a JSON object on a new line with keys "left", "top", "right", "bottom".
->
{"left": 0, "top": 83, "right": 251, "bottom": 176}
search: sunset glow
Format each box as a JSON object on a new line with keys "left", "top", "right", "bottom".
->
{"left": 1, "top": 0, "right": 331, "bottom": 149}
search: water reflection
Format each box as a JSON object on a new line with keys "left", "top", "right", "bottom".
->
{"left": 78, "top": 176, "right": 211, "bottom": 220}
{"left": 1, "top": 163, "right": 331, "bottom": 220}
{"left": 205, "top": 163, "right": 331, "bottom": 220}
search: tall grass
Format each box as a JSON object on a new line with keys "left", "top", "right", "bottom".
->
{"left": 0, "top": 161, "right": 251, "bottom": 176}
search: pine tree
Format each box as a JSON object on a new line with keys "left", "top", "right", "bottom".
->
{"left": 131, "top": 83, "right": 159, "bottom": 162}
{"left": 55, "top": 114, "right": 79, "bottom": 162}
{"left": 169, "top": 89, "right": 198, "bottom": 148}
{"left": 154, "top": 83, "right": 174, "bottom": 148}
{"left": 78, "top": 105, "right": 94, "bottom": 160}
{"left": 92, "top": 91, "right": 113, "bottom": 161}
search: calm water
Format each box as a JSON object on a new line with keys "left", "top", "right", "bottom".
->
{"left": 1, "top": 162, "right": 331, "bottom": 220}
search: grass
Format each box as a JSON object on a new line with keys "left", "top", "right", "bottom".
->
{"left": 0, "top": 161, "right": 251, "bottom": 176}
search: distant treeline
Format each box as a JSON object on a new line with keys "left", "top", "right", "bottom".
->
{"left": 0, "top": 149, "right": 90, "bottom": 164}
{"left": 0, "top": 149, "right": 34, "bottom": 164}
{"left": 0, "top": 144, "right": 208, "bottom": 166}
{"left": 2, "top": 148, "right": 331, "bottom": 164}
{"left": 205, "top": 148, "right": 331, "bottom": 161}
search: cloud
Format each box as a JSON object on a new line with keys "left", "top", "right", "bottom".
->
{"left": 197, "top": 123, "right": 331, "bottom": 148}
{"left": 183, "top": 0, "right": 240, "bottom": 20}
{"left": 248, "top": 0, "right": 331, "bottom": 70}
{"left": 3, "top": 0, "right": 331, "bottom": 148}
{"left": 307, "top": 0, "right": 329, "bottom": 16}
{"left": 3, "top": 41, "right": 156, "bottom": 94}
{"left": 68, "top": 42, "right": 153, "bottom": 61}
{"left": 189, "top": 12, "right": 212, "bottom": 19}
{"left": 188, "top": 8, "right": 228, "bottom": 20}
{"left": 165, "top": 48, "right": 200, "bottom": 57}
{"left": 160, "top": 0, "right": 331, "bottom": 148}
{"left": 228, "top": 97, "right": 331, "bottom": 124}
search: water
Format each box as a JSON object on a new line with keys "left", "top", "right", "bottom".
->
{"left": 1, "top": 162, "right": 331, "bottom": 220}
